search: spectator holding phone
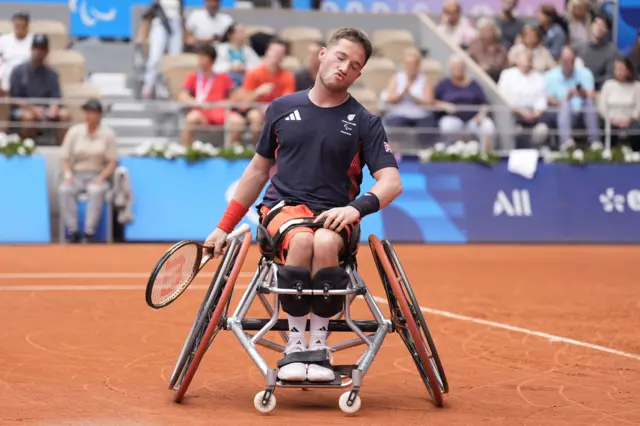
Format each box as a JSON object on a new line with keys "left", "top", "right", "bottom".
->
{"left": 544, "top": 45, "right": 600, "bottom": 148}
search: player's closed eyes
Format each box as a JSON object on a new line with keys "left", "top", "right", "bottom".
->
{"left": 334, "top": 53, "right": 360, "bottom": 72}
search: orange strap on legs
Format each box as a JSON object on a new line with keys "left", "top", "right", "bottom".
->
{"left": 217, "top": 199, "right": 249, "bottom": 233}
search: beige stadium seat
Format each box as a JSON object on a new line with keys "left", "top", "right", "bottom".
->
{"left": 0, "top": 20, "right": 12, "bottom": 35}
{"left": 280, "top": 26, "right": 323, "bottom": 62}
{"left": 372, "top": 30, "right": 416, "bottom": 64}
{"left": 31, "top": 20, "right": 69, "bottom": 50}
{"left": 281, "top": 56, "right": 301, "bottom": 73}
{"left": 421, "top": 58, "right": 444, "bottom": 85}
{"left": 349, "top": 87, "right": 379, "bottom": 115}
{"left": 357, "top": 56, "right": 397, "bottom": 96}
{"left": 245, "top": 25, "right": 276, "bottom": 38}
{"left": 62, "top": 83, "right": 102, "bottom": 123}
{"left": 160, "top": 53, "right": 199, "bottom": 100}
{"left": 47, "top": 49, "right": 86, "bottom": 86}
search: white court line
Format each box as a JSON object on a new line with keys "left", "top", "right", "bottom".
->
{"left": 0, "top": 272, "right": 255, "bottom": 279}
{"left": 1, "top": 280, "right": 638, "bottom": 362}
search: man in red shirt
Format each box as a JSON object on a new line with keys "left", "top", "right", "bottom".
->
{"left": 228, "top": 38, "right": 295, "bottom": 145}
{"left": 180, "top": 43, "right": 237, "bottom": 146}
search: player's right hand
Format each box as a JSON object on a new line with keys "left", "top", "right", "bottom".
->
{"left": 203, "top": 228, "right": 228, "bottom": 258}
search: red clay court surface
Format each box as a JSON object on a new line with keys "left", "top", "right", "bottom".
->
{"left": 1, "top": 244, "right": 639, "bottom": 425}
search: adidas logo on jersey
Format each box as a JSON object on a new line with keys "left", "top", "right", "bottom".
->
{"left": 285, "top": 109, "right": 302, "bottom": 121}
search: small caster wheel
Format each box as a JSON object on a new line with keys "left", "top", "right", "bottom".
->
{"left": 254, "top": 390, "right": 276, "bottom": 414}
{"left": 339, "top": 391, "right": 361, "bottom": 414}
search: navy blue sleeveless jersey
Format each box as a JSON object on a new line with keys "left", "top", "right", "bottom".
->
{"left": 255, "top": 90, "right": 398, "bottom": 212}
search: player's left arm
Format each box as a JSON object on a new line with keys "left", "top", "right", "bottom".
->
{"left": 316, "top": 115, "right": 402, "bottom": 231}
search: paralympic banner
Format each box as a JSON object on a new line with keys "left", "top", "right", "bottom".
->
{"left": 117, "top": 157, "right": 640, "bottom": 243}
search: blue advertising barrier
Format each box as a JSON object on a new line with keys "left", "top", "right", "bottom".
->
{"left": 616, "top": 0, "right": 640, "bottom": 53}
{"left": 119, "top": 157, "right": 640, "bottom": 243}
{"left": 0, "top": 155, "right": 51, "bottom": 243}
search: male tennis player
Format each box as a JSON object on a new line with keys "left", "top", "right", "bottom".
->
{"left": 204, "top": 28, "right": 402, "bottom": 383}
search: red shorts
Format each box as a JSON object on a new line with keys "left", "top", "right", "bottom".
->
{"left": 259, "top": 204, "right": 358, "bottom": 262}
{"left": 196, "top": 108, "right": 225, "bottom": 125}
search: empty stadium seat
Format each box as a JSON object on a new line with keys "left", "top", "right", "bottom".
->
{"left": 31, "top": 20, "right": 69, "bottom": 50}
{"left": 0, "top": 20, "right": 12, "bottom": 35}
{"left": 420, "top": 59, "right": 444, "bottom": 84}
{"left": 372, "top": 29, "right": 416, "bottom": 64}
{"left": 47, "top": 50, "right": 86, "bottom": 86}
{"left": 349, "top": 87, "right": 379, "bottom": 115}
{"left": 62, "top": 83, "right": 102, "bottom": 123}
{"left": 281, "top": 55, "right": 301, "bottom": 73}
{"left": 280, "top": 26, "right": 323, "bottom": 62}
{"left": 245, "top": 25, "right": 276, "bottom": 38}
{"left": 357, "top": 56, "right": 397, "bottom": 96}
{"left": 160, "top": 53, "right": 198, "bottom": 100}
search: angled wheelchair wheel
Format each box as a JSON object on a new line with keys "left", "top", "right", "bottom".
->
{"left": 170, "top": 232, "right": 252, "bottom": 403}
{"left": 381, "top": 239, "right": 449, "bottom": 394}
{"left": 369, "top": 235, "right": 445, "bottom": 407}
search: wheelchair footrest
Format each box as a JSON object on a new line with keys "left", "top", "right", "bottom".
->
{"left": 277, "top": 365, "right": 357, "bottom": 388}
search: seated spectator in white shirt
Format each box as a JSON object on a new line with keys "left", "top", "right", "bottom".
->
{"left": 0, "top": 12, "right": 33, "bottom": 95}
{"left": 185, "top": 0, "right": 233, "bottom": 51}
{"left": 213, "top": 23, "right": 261, "bottom": 87}
{"left": 437, "top": 0, "right": 477, "bottom": 49}
{"left": 294, "top": 40, "right": 323, "bottom": 91}
{"left": 382, "top": 47, "right": 435, "bottom": 134}
{"left": 597, "top": 57, "right": 640, "bottom": 151}
{"left": 498, "top": 49, "right": 551, "bottom": 147}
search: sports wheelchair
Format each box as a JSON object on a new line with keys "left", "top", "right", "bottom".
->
{"left": 167, "top": 213, "right": 449, "bottom": 414}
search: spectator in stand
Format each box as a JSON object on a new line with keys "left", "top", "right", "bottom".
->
{"left": 9, "top": 34, "right": 69, "bottom": 143}
{"left": 58, "top": 98, "right": 118, "bottom": 243}
{"left": 213, "top": 23, "right": 261, "bottom": 87}
{"left": 0, "top": 12, "right": 32, "bottom": 96}
{"left": 230, "top": 38, "right": 295, "bottom": 145}
{"left": 567, "top": 0, "right": 592, "bottom": 57}
{"left": 434, "top": 55, "right": 496, "bottom": 150}
{"left": 496, "top": 0, "right": 525, "bottom": 50}
{"left": 508, "top": 24, "right": 556, "bottom": 72}
{"left": 184, "top": 0, "right": 233, "bottom": 51}
{"left": 294, "top": 40, "right": 323, "bottom": 91}
{"left": 382, "top": 47, "right": 435, "bottom": 132}
{"left": 536, "top": 4, "right": 568, "bottom": 60}
{"left": 544, "top": 45, "right": 600, "bottom": 148}
{"left": 498, "top": 49, "right": 550, "bottom": 147}
{"left": 581, "top": 14, "right": 618, "bottom": 91}
{"left": 627, "top": 29, "right": 640, "bottom": 75}
{"left": 467, "top": 18, "right": 509, "bottom": 82}
{"left": 138, "top": 0, "right": 184, "bottom": 99}
{"left": 597, "top": 57, "right": 640, "bottom": 150}
{"left": 179, "top": 43, "right": 238, "bottom": 146}
{"left": 437, "top": 0, "right": 477, "bottom": 49}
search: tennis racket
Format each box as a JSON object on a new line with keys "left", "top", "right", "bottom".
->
{"left": 145, "top": 223, "right": 251, "bottom": 309}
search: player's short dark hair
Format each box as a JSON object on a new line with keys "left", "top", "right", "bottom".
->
{"left": 12, "top": 12, "right": 29, "bottom": 22}
{"left": 327, "top": 28, "right": 373, "bottom": 64}
{"left": 194, "top": 43, "right": 217, "bottom": 62}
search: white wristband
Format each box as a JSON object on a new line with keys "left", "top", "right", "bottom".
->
{"left": 64, "top": 171, "right": 73, "bottom": 180}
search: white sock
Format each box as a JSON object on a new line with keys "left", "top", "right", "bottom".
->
{"left": 287, "top": 314, "right": 308, "bottom": 349}
{"left": 309, "top": 312, "right": 330, "bottom": 347}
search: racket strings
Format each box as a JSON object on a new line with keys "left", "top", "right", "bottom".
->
{"left": 152, "top": 244, "right": 200, "bottom": 304}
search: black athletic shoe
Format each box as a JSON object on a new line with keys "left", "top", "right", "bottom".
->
{"left": 68, "top": 231, "right": 81, "bottom": 243}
